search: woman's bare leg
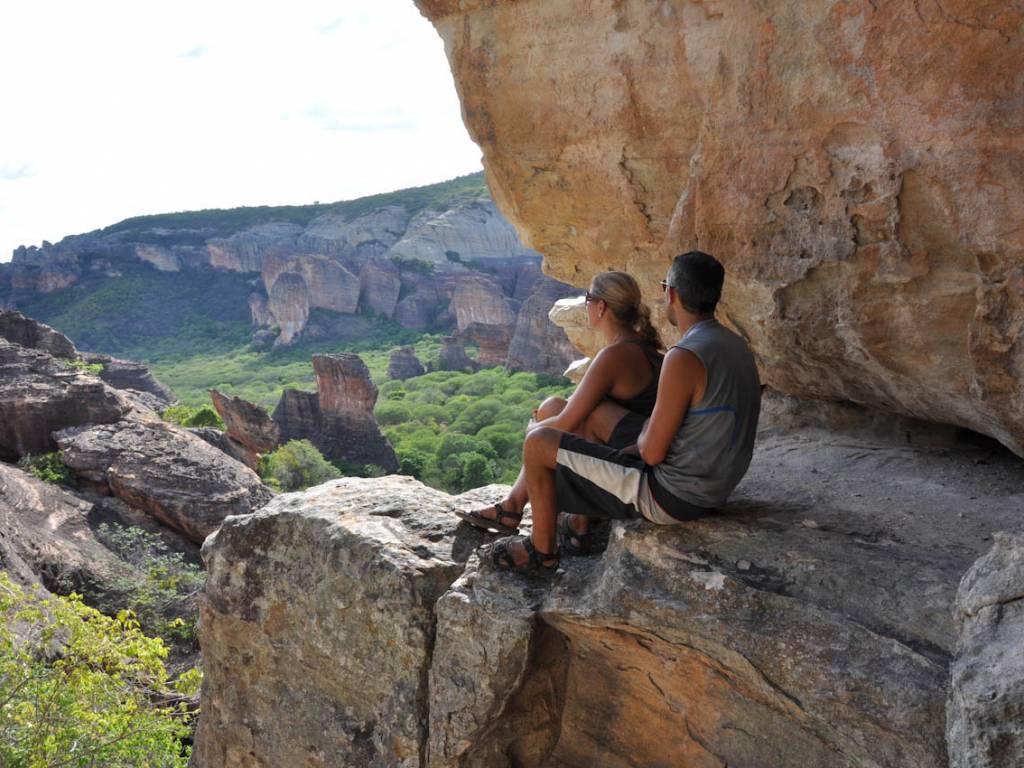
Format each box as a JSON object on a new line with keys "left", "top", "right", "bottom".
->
{"left": 471, "top": 396, "right": 568, "bottom": 523}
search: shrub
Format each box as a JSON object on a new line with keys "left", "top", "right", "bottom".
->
{"left": 399, "top": 451, "right": 429, "bottom": 479}
{"left": 17, "top": 452, "right": 75, "bottom": 487}
{"left": 375, "top": 401, "right": 412, "bottom": 426}
{"left": 97, "top": 524, "right": 205, "bottom": 648}
{"left": 259, "top": 440, "right": 341, "bottom": 492}
{"left": 162, "top": 404, "right": 224, "bottom": 430}
{"left": 0, "top": 572, "right": 195, "bottom": 767}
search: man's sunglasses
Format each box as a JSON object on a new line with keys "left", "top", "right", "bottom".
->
{"left": 660, "top": 280, "right": 674, "bottom": 291}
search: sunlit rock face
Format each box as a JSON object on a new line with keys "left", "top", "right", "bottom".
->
{"left": 416, "top": 0, "right": 1024, "bottom": 456}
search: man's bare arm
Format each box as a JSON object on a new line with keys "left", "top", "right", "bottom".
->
{"left": 637, "top": 348, "right": 705, "bottom": 466}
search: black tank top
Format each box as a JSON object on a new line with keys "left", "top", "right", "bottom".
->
{"left": 607, "top": 340, "right": 663, "bottom": 416}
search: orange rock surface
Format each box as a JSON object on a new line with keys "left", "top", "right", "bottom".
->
{"left": 417, "top": 0, "right": 1024, "bottom": 455}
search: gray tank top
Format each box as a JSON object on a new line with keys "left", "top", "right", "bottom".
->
{"left": 651, "top": 319, "right": 761, "bottom": 509}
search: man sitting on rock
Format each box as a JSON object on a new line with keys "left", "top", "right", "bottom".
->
{"left": 483, "top": 251, "right": 762, "bottom": 575}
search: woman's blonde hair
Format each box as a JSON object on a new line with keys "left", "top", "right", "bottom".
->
{"left": 590, "top": 271, "right": 663, "bottom": 350}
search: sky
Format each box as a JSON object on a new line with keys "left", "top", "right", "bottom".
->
{"left": 0, "top": 1, "right": 483, "bottom": 261}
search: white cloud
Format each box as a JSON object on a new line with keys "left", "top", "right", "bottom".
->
{"left": 0, "top": 0, "right": 482, "bottom": 261}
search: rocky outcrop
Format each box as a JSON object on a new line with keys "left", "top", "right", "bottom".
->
{"left": 506, "top": 277, "right": 578, "bottom": 376}
{"left": 273, "top": 353, "right": 398, "bottom": 472}
{"left": 189, "top": 427, "right": 259, "bottom": 470}
{"left": 56, "top": 419, "right": 274, "bottom": 545}
{"left": 358, "top": 260, "right": 402, "bottom": 317}
{"left": 436, "top": 335, "right": 476, "bottom": 372}
{"left": 207, "top": 223, "right": 302, "bottom": 273}
{"left": 418, "top": 0, "right": 1024, "bottom": 457}
{"left": 948, "top": 533, "right": 1024, "bottom": 768}
{"left": 0, "top": 340, "right": 131, "bottom": 461}
{"left": 390, "top": 198, "right": 539, "bottom": 270}
{"left": 0, "top": 461, "right": 128, "bottom": 596}
{"left": 297, "top": 205, "right": 410, "bottom": 263}
{"left": 0, "top": 309, "right": 77, "bottom": 359}
{"left": 194, "top": 478, "right": 493, "bottom": 768}
{"left": 395, "top": 284, "right": 441, "bottom": 330}
{"left": 81, "top": 352, "right": 177, "bottom": 406}
{"left": 463, "top": 322, "right": 514, "bottom": 368}
{"left": 449, "top": 275, "right": 515, "bottom": 331}
{"left": 266, "top": 272, "right": 310, "bottom": 346}
{"left": 209, "top": 389, "right": 279, "bottom": 455}
{"left": 195, "top": 423, "right": 1024, "bottom": 767}
{"left": 388, "top": 346, "right": 425, "bottom": 381}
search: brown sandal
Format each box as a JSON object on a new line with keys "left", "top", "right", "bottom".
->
{"left": 482, "top": 535, "right": 559, "bottom": 578}
{"left": 454, "top": 501, "right": 522, "bottom": 535}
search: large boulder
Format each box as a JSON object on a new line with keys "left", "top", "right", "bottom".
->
{"left": 267, "top": 271, "right": 310, "bottom": 346}
{"left": 395, "top": 283, "right": 441, "bottom": 330}
{"left": 56, "top": 419, "right": 274, "bottom": 544}
{"left": 195, "top": 426, "right": 1024, "bottom": 766}
{"left": 0, "top": 339, "right": 130, "bottom": 461}
{"left": 947, "top": 532, "right": 1024, "bottom": 768}
{"left": 416, "top": 0, "right": 1024, "bottom": 457}
{"left": 0, "top": 309, "right": 77, "bottom": 359}
{"left": 193, "top": 477, "right": 493, "bottom": 768}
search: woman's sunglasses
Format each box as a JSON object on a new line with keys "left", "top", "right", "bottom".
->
{"left": 584, "top": 291, "right": 601, "bottom": 303}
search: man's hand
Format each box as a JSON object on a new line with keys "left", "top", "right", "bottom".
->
{"left": 637, "top": 347, "right": 705, "bottom": 466}
{"left": 619, "top": 443, "right": 640, "bottom": 456}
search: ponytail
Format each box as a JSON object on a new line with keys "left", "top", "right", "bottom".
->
{"left": 634, "top": 301, "right": 664, "bottom": 350}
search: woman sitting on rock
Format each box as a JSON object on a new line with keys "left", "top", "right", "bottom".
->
{"left": 457, "top": 270, "right": 663, "bottom": 554}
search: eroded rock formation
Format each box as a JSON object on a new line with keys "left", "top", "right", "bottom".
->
{"left": 388, "top": 346, "right": 426, "bottom": 380}
{"left": 273, "top": 353, "right": 399, "bottom": 472}
{"left": 0, "top": 340, "right": 131, "bottom": 461}
{"left": 209, "top": 389, "right": 279, "bottom": 455}
{"left": 417, "top": 0, "right": 1024, "bottom": 456}
{"left": 195, "top": 426, "right": 1024, "bottom": 766}
{"left": 437, "top": 335, "right": 476, "bottom": 372}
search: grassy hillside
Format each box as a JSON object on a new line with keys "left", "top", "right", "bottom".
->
{"left": 100, "top": 172, "right": 487, "bottom": 244}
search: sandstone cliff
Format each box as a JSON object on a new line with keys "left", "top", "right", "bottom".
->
{"left": 417, "top": 0, "right": 1024, "bottom": 456}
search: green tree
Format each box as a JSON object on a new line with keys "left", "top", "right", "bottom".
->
{"left": 162, "top": 404, "right": 224, "bottom": 430}
{"left": 259, "top": 440, "right": 341, "bottom": 492}
{"left": 0, "top": 573, "right": 195, "bottom": 767}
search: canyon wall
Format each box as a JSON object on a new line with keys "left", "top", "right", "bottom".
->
{"left": 416, "top": 0, "right": 1024, "bottom": 455}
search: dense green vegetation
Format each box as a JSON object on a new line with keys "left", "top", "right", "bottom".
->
{"left": 376, "top": 368, "right": 572, "bottom": 492}
{"left": 100, "top": 172, "right": 487, "bottom": 243}
{"left": 259, "top": 440, "right": 343, "bottom": 492}
{"left": 0, "top": 572, "right": 197, "bottom": 767}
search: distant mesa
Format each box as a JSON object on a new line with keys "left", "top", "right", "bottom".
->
{"left": 0, "top": 173, "right": 578, "bottom": 378}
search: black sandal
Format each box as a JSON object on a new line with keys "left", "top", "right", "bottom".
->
{"left": 557, "top": 513, "right": 594, "bottom": 557}
{"left": 482, "top": 535, "right": 559, "bottom": 578}
{"left": 455, "top": 501, "right": 522, "bottom": 535}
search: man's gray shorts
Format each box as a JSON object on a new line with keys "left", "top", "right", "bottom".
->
{"left": 554, "top": 433, "right": 715, "bottom": 524}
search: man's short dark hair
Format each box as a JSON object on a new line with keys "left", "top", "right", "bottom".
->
{"left": 667, "top": 251, "right": 724, "bottom": 314}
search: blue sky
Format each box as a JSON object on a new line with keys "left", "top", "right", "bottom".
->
{"left": 0, "top": 1, "right": 482, "bottom": 260}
